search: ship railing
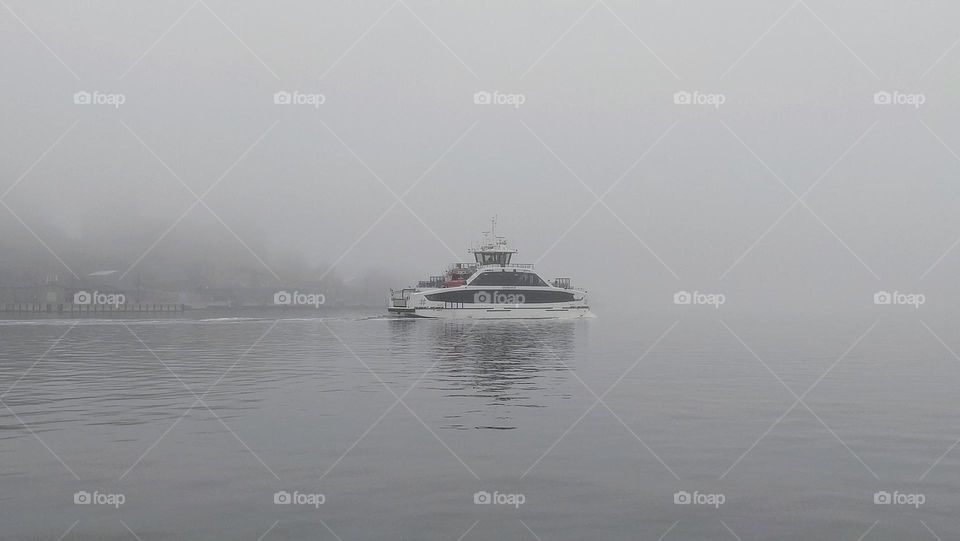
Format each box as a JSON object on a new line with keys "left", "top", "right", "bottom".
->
{"left": 418, "top": 275, "right": 446, "bottom": 288}
{"left": 477, "top": 263, "right": 535, "bottom": 270}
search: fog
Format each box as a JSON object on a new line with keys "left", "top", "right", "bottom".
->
{"left": 3, "top": 0, "right": 960, "bottom": 314}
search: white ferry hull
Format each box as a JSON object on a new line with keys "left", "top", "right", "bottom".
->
{"left": 388, "top": 287, "right": 592, "bottom": 320}
{"left": 391, "top": 305, "right": 592, "bottom": 320}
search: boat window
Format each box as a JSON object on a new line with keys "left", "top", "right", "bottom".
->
{"left": 470, "top": 271, "right": 547, "bottom": 287}
{"left": 426, "top": 289, "right": 575, "bottom": 303}
{"left": 474, "top": 252, "right": 513, "bottom": 265}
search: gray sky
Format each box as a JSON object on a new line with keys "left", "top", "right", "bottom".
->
{"left": 3, "top": 0, "right": 960, "bottom": 313}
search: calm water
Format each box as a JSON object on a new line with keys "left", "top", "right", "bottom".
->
{"left": 1, "top": 309, "right": 959, "bottom": 540}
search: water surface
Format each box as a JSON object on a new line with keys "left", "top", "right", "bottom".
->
{"left": 1, "top": 309, "right": 958, "bottom": 540}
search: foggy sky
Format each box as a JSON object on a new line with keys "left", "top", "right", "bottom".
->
{"left": 4, "top": 0, "right": 960, "bottom": 314}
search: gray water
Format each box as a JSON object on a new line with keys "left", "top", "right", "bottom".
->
{"left": 1, "top": 309, "right": 959, "bottom": 540}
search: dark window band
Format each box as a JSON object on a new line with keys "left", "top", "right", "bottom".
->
{"left": 425, "top": 289, "right": 575, "bottom": 303}
{"left": 469, "top": 271, "right": 548, "bottom": 287}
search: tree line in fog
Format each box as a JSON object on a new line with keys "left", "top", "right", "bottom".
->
{"left": 0, "top": 211, "right": 391, "bottom": 307}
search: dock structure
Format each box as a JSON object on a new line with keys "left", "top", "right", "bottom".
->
{"left": 0, "top": 303, "right": 185, "bottom": 314}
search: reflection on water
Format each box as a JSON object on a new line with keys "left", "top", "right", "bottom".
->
{"left": 388, "top": 319, "right": 581, "bottom": 429}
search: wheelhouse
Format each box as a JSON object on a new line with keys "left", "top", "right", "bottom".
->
{"left": 468, "top": 219, "right": 517, "bottom": 267}
{"left": 469, "top": 242, "right": 516, "bottom": 266}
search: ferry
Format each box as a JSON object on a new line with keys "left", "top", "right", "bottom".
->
{"left": 388, "top": 220, "right": 591, "bottom": 319}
